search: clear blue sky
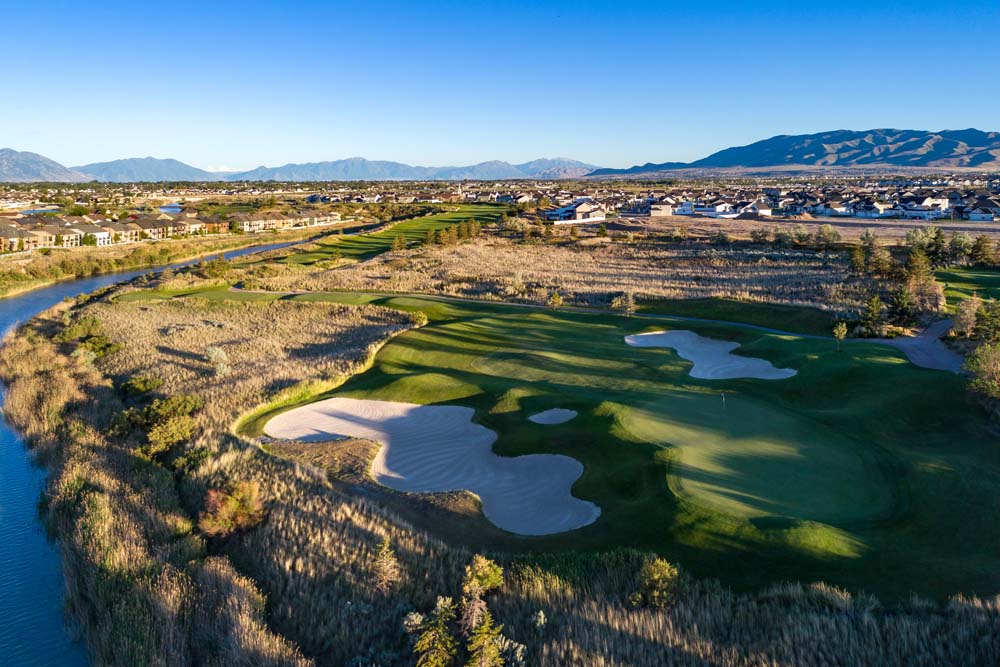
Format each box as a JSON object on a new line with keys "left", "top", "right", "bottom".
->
{"left": 4, "top": 0, "right": 998, "bottom": 170}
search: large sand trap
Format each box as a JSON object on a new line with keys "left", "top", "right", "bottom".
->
{"left": 265, "top": 397, "right": 600, "bottom": 535}
{"left": 528, "top": 408, "right": 578, "bottom": 425}
{"left": 625, "top": 330, "right": 797, "bottom": 380}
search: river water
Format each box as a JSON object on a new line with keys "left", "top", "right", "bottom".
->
{"left": 0, "top": 241, "right": 294, "bottom": 666}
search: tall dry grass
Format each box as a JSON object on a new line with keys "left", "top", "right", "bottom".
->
{"left": 240, "top": 236, "right": 867, "bottom": 311}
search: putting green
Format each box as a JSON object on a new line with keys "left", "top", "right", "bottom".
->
{"left": 618, "top": 394, "right": 894, "bottom": 523}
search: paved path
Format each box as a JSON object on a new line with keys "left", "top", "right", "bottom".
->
{"left": 865, "top": 319, "right": 964, "bottom": 373}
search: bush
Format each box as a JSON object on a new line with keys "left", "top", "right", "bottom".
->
{"left": 146, "top": 414, "right": 197, "bottom": 455}
{"left": 198, "top": 481, "right": 265, "bottom": 538}
{"left": 122, "top": 374, "right": 164, "bottom": 398}
{"left": 630, "top": 557, "right": 681, "bottom": 608}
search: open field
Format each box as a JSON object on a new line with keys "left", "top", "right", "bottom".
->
{"left": 277, "top": 203, "right": 507, "bottom": 262}
{"left": 247, "top": 234, "right": 866, "bottom": 315}
{"left": 120, "top": 287, "right": 1000, "bottom": 601}
{"left": 623, "top": 213, "right": 1000, "bottom": 242}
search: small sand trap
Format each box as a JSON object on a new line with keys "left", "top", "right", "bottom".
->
{"left": 625, "top": 330, "right": 797, "bottom": 380}
{"left": 265, "top": 397, "right": 600, "bottom": 536}
{"left": 528, "top": 408, "right": 578, "bottom": 425}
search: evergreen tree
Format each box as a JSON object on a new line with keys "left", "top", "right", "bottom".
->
{"left": 861, "top": 295, "right": 885, "bottom": 336}
{"left": 975, "top": 300, "right": 1000, "bottom": 344}
{"left": 465, "top": 611, "right": 504, "bottom": 667}
{"left": 925, "top": 226, "right": 947, "bottom": 266}
{"left": 374, "top": 536, "right": 401, "bottom": 592}
{"left": 415, "top": 597, "right": 458, "bottom": 667}
{"left": 849, "top": 245, "right": 865, "bottom": 274}
{"left": 970, "top": 235, "right": 995, "bottom": 266}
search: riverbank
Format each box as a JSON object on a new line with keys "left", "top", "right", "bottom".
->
{"left": 0, "top": 226, "right": 337, "bottom": 300}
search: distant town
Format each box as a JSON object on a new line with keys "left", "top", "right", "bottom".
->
{"left": 1, "top": 172, "right": 999, "bottom": 254}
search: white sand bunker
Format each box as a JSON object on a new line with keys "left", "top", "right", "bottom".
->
{"left": 265, "top": 397, "right": 600, "bottom": 535}
{"left": 528, "top": 408, "right": 578, "bottom": 425}
{"left": 625, "top": 330, "right": 797, "bottom": 380}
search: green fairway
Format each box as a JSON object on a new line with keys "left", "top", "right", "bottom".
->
{"left": 278, "top": 203, "right": 508, "bottom": 263}
{"left": 131, "top": 287, "right": 1000, "bottom": 599}
{"left": 938, "top": 267, "right": 1000, "bottom": 306}
{"left": 639, "top": 298, "right": 836, "bottom": 337}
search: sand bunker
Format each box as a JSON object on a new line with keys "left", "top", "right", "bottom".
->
{"left": 265, "top": 397, "right": 600, "bottom": 535}
{"left": 625, "top": 330, "right": 797, "bottom": 380}
{"left": 528, "top": 408, "right": 578, "bottom": 425}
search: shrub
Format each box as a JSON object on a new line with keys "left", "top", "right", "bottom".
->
{"left": 198, "top": 481, "right": 265, "bottom": 538}
{"left": 146, "top": 414, "right": 197, "bottom": 455}
{"left": 630, "top": 557, "right": 681, "bottom": 608}
{"left": 122, "top": 374, "right": 164, "bottom": 398}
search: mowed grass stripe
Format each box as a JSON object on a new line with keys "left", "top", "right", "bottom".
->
{"left": 280, "top": 203, "right": 508, "bottom": 263}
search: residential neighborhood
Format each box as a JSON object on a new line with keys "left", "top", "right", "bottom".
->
{"left": 0, "top": 206, "right": 342, "bottom": 254}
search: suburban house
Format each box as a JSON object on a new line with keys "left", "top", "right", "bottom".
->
{"left": 544, "top": 198, "right": 606, "bottom": 224}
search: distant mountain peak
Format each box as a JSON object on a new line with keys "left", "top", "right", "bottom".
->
{"left": 588, "top": 128, "right": 1000, "bottom": 176}
{"left": 0, "top": 148, "right": 88, "bottom": 182}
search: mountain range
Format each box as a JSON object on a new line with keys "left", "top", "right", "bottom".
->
{"left": 588, "top": 128, "right": 1000, "bottom": 176}
{"left": 0, "top": 149, "right": 90, "bottom": 183}
{"left": 3, "top": 129, "right": 1000, "bottom": 183}
{"left": 0, "top": 153, "right": 600, "bottom": 183}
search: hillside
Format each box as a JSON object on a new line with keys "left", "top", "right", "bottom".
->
{"left": 72, "top": 157, "right": 223, "bottom": 182}
{"left": 590, "top": 128, "right": 1000, "bottom": 176}
{"left": 0, "top": 148, "right": 88, "bottom": 182}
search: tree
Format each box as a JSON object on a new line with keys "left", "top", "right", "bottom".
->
{"left": 833, "top": 321, "right": 847, "bottom": 351}
{"left": 374, "top": 536, "right": 401, "bottom": 592}
{"left": 750, "top": 227, "right": 770, "bottom": 243}
{"left": 415, "top": 597, "right": 458, "bottom": 667}
{"left": 867, "top": 244, "right": 893, "bottom": 276}
{"left": 925, "top": 226, "right": 947, "bottom": 266}
{"left": 975, "top": 300, "right": 1000, "bottom": 343}
{"left": 861, "top": 295, "right": 886, "bottom": 336}
{"left": 597, "top": 223, "right": 608, "bottom": 237}
{"left": 630, "top": 558, "right": 681, "bottom": 609}
{"left": 904, "top": 248, "right": 946, "bottom": 314}
{"left": 814, "top": 224, "right": 841, "bottom": 249}
{"left": 465, "top": 611, "right": 503, "bottom": 667}
{"left": 849, "top": 245, "right": 866, "bottom": 274}
{"left": 949, "top": 231, "right": 973, "bottom": 265}
{"left": 425, "top": 229, "right": 436, "bottom": 246}
{"left": 970, "top": 235, "right": 996, "bottom": 266}
{"left": 393, "top": 234, "right": 408, "bottom": 252}
{"left": 966, "top": 342, "right": 1000, "bottom": 400}
{"left": 460, "top": 555, "right": 503, "bottom": 636}
{"left": 547, "top": 290, "right": 563, "bottom": 309}
{"left": 954, "top": 294, "right": 982, "bottom": 338}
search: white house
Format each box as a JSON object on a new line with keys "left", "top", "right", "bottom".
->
{"left": 544, "top": 198, "right": 606, "bottom": 224}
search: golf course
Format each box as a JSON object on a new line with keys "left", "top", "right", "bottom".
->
{"left": 279, "top": 203, "right": 507, "bottom": 262}
{"left": 119, "top": 284, "right": 1000, "bottom": 601}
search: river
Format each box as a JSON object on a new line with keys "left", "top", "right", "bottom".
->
{"left": 0, "top": 241, "right": 295, "bottom": 666}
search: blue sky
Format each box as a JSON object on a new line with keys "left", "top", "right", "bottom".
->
{"left": 3, "top": 0, "right": 999, "bottom": 170}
